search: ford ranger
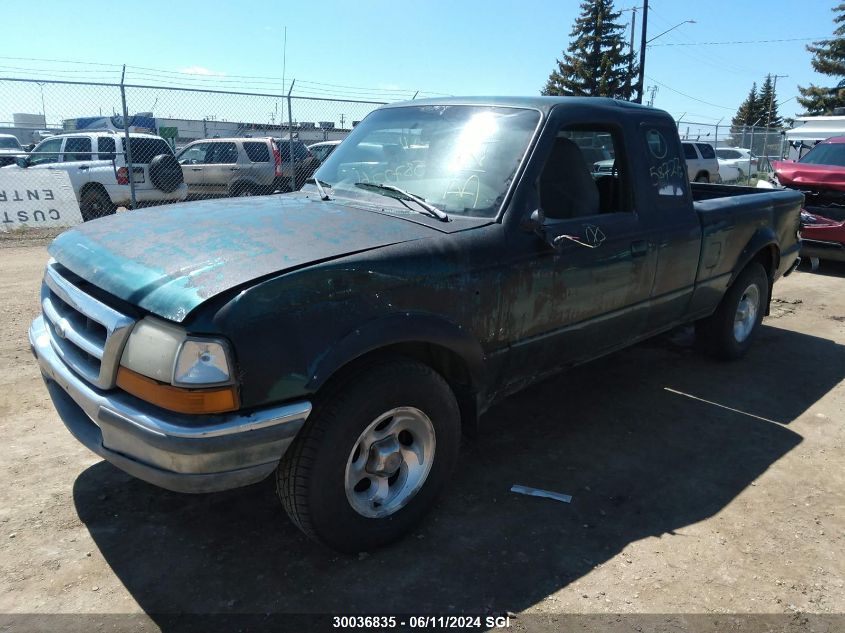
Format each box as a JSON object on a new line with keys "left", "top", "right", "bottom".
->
{"left": 29, "top": 97, "right": 803, "bottom": 552}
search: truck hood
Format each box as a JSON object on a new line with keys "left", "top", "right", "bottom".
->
{"left": 49, "top": 194, "right": 438, "bottom": 322}
{"left": 773, "top": 160, "right": 845, "bottom": 192}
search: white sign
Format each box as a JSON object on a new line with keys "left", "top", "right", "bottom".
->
{"left": 0, "top": 169, "right": 83, "bottom": 231}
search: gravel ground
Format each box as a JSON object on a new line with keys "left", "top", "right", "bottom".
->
{"left": 0, "top": 235, "right": 842, "bottom": 632}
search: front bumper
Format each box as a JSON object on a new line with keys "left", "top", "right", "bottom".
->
{"left": 29, "top": 315, "right": 311, "bottom": 493}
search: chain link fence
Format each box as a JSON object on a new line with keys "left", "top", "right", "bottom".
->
{"left": 1, "top": 77, "right": 796, "bottom": 223}
{"left": 0, "top": 77, "right": 384, "bottom": 219}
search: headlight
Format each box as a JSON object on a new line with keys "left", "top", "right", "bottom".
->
{"left": 118, "top": 317, "right": 238, "bottom": 414}
{"left": 173, "top": 339, "right": 232, "bottom": 386}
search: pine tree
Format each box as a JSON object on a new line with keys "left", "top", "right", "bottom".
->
{"left": 729, "top": 83, "right": 758, "bottom": 145}
{"left": 541, "top": 0, "right": 637, "bottom": 100}
{"left": 797, "top": 3, "right": 845, "bottom": 114}
{"left": 757, "top": 74, "right": 782, "bottom": 128}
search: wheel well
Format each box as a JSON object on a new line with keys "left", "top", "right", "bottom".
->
{"left": 751, "top": 244, "right": 779, "bottom": 281}
{"left": 319, "top": 342, "right": 479, "bottom": 438}
{"left": 79, "top": 182, "right": 109, "bottom": 201}
{"left": 696, "top": 170, "right": 709, "bottom": 180}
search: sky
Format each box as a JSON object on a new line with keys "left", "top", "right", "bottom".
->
{"left": 0, "top": 0, "right": 840, "bottom": 128}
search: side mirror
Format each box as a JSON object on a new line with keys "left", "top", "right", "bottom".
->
{"left": 521, "top": 208, "right": 546, "bottom": 237}
{"left": 15, "top": 156, "right": 29, "bottom": 168}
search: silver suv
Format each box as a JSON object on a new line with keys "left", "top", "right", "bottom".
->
{"left": 176, "top": 137, "right": 283, "bottom": 198}
{"left": 8, "top": 131, "right": 187, "bottom": 219}
{"left": 681, "top": 142, "right": 720, "bottom": 183}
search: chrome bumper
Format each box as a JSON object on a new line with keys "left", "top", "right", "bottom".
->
{"left": 29, "top": 315, "right": 311, "bottom": 493}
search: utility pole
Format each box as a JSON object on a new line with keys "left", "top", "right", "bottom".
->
{"left": 620, "top": 6, "right": 637, "bottom": 100}
{"left": 635, "top": 0, "right": 649, "bottom": 104}
{"left": 339, "top": 113, "right": 346, "bottom": 129}
{"left": 647, "top": 85, "right": 658, "bottom": 107}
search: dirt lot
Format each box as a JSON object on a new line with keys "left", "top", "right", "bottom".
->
{"left": 0, "top": 235, "right": 842, "bottom": 632}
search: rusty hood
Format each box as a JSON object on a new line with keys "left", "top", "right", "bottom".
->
{"left": 48, "top": 194, "right": 437, "bottom": 322}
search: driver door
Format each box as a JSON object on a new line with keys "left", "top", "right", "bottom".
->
{"left": 499, "top": 116, "right": 658, "bottom": 389}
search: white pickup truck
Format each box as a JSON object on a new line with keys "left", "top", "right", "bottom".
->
{"left": 7, "top": 131, "right": 187, "bottom": 219}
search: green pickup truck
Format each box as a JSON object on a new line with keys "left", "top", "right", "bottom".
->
{"left": 30, "top": 97, "right": 802, "bottom": 552}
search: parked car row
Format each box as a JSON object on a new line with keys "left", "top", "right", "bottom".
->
{"left": 2, "top": 130, "right": 344, "bottom": 217}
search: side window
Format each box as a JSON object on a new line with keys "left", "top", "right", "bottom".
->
{"left": 682, "top": 143, "right": 697, "bottom": 160}
{"left": 98, "top": 137, "right": 116, "bottom": 161}
{"left": 208, "top": 142, "right": 238, "bottom": 164}
{"left": 243, "top": 141, "right": 270, "bottom": 162}
{"left": 642, "top": 125, "right": 688, "bottom": 203}
{"left": 177, "top": 143, "right": 209, "bottom": 165}
{"left": 62, "top": 137, "right": 92, "bottom": 162}
{"left": 538, "top": 126, "right": 630, "bottom": 220}
{"left": 696, "top": 143, "right": 715, "bottom": 159}
{"left": 29, "top": 138, "right": 63, "bottom": 166}
{"left": 293, "top": 143, "right": 311, "bottom": 161}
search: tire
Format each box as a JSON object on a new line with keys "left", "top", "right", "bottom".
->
{"left": 277, "top": 357, "right": 461, "bottom": 552}
{"left": 737, "top": 168, "right": 745, "bottom": 181}
{"left": 80, "top": 187, "right": 116, "bottom": 221}
{"left": 148, "top": 154, "right": 183, "bottom": 193}
{"left": 696, "top": 262, "right": 769, "bottom": 360}
{"left": 695, "top": 173, "right": 709, "bottom": 183}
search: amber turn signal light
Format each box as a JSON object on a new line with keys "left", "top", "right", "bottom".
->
{"left": 116, "top": 367, "right": 239, "bottom": 414}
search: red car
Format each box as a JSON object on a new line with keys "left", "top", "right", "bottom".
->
{"left": 774, "top": 136, "right": 845, "bottom": 193}
{"left": 800, "top": 210, "right": 845, "bottom": 263}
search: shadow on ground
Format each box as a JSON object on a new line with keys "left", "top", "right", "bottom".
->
{"left": 73, "top": 324, "right": 844, "bottom": 626}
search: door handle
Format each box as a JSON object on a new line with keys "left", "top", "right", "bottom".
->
{"left": 191, "top": 167, "right": 202, "bottom": 171}
{"left": 631, "top": 240, "right": 649, "bottom": 257}
{"left": 229, "top": 167, "right": 240, "bottom": 171}
{"left": 78, "top": 165, "right": 89, "bottom": 171}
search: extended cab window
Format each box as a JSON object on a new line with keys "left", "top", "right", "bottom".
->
{"left": 643, "top": 126, "right": 687, "bottom": 201}
{"left": 539, "top": 126, "right": 631, "bottom": 219}
{"left": 62, "top": 137, "right": 92, "bottom": 162}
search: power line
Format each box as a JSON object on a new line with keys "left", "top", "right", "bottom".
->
{"left": 645, "top": 75, "right": 735, "bottom": 110}
{"left": 649, "top": 36, "right": 829, "bottom": 47}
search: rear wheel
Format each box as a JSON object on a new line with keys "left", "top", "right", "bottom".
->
{"left": 277, "top": 357, "right": 461, "bottom": 552}
{"left": 695, "top": 173, "right": 709, "bottom": 183}
{"left": 232, "top": 182, "right": 258, "bottom": 197}
{"left": 696, "top": 262, "right": 769, "bottom": 359}
{"left": 80, "top": 188, "right": 116, "bottom": 221}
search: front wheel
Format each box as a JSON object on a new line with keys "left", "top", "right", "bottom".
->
{"left": 696, "top": 262, "right": 769, "bottom": 359}
{"left": 276, "top": 357, "right": 461, "bottom": 552}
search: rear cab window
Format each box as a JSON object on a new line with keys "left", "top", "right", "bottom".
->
{"left": 244, "top": 141, "right": 270, "bottom": 162}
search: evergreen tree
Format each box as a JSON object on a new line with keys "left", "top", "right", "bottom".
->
{"left": 732, "top": 83, "right": 759, "bottom": 129}
{"left": 541, "top": 0, "right": 637, "bottom": 100}
{"left": 757, "top": 74, "right": 782, "bottom": 128}
{"left": 797, "top": 3, "right": 845, "bottom": 114}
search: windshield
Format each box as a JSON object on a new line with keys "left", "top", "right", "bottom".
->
{"left": 798, "top": 142, "right": 845, "bottom": 167}
{"left": 0, "top": 137, "right": 21, "bottom": 150}
{"left": 314, "top": 105, "right": 540, "bottom": 218}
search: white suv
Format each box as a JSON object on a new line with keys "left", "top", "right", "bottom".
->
{"left": 9, "top": 131, "right": 187, "bottom": 220}
{"left": 681, "top": 142, "right": 720, "bottom": 183}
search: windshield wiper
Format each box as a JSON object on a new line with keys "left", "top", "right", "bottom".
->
{"left": 353, "top": 182, "right": 449, "bottom": 222}
{"left": 306, "top": 177, "right": 332, "bottom": 201}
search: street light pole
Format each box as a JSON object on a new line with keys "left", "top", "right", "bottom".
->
{"left": 635, "top": 7, "right": 696, "bottom": 104}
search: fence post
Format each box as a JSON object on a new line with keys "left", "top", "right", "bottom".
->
{"left": 287, "top": 79, "right": 296, "bottom": 192}
{"left": 119, "top": 65, "right": 137, "bottom": 210}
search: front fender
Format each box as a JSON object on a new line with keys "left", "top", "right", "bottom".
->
{"left": 306, "top": 312, "right": 487, "bottom": 392}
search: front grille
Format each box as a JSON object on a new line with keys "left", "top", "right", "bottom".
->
{"left": 41, "top": 263, "right": 135, "bottom": 389}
